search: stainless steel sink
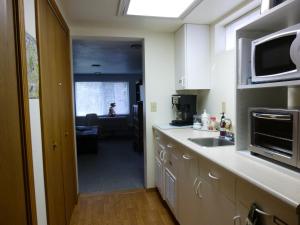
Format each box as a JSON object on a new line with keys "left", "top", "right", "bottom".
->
{"left": 188, "top": 137, "right": 234, "bottom": 147}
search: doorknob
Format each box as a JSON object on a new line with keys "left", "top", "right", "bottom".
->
{"left": 52, "top": 142, "right": 58, "bottom": 150}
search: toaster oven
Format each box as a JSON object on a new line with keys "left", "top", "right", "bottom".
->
{"left": 249, "top": 107, "right": 300, "bottom": 168}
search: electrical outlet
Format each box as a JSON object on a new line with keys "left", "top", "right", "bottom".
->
{"left": 150, "top": 102, "right": 157, "bottom": 112}
{"left": 222, "top": 102, "right": 226, "bottom": 113}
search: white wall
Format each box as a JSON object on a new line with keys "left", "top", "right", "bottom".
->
{"left": 203, "top": 26, "right": 236, "bottom": 124}
{"left": 24, "top": 0, "right": 47, "bottom": 224}
{"left": 71, "top": 26, "right": 175, "bottom": 188}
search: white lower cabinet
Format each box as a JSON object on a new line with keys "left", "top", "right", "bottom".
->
{"left": 164, "top": 168, "right": 177, "bottom": 215}
{"left": 236, "top": 178, "right": 299, "bottom": 225}
{"left": 155, "top": 157, "right": 164, "bottom": 198}
{"left": 178, "top": 150, "right": 202, "bottom": 225}
{"left": 153, "top": 129, "right": 299, "bottom": 225}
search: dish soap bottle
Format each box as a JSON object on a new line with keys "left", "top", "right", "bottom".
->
{"left": 220, "top": 112, "right": 226, "bottom": 137}
{"left": 201, "top": 109, "right": 209, "bottom": 130}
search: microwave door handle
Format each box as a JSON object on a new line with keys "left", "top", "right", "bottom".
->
{"left": 253, "top": 113, "right": 291, "bottom": 121}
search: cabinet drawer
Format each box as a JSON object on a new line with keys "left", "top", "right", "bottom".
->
{"left": 236, "top": 178, "right": 298, "bottom": 225}
{"left": 198, "top": 156, "right": 236, "bottom": 203}
{"left": 154, "top": 131, "right": 166, "bottom": 158}
{"left": 165, "top": 142, "right": 180, "bottom": 175}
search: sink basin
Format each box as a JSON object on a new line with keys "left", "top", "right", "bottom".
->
{"left": 188, "top": 137, "right": 234, "bottom": 147}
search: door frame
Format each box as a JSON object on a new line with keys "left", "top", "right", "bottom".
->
{"left": 70, "top": 36, "right": 147, "bottom": 191}
{"left": 9, "top": 0, "right": 38, "bottom": 224}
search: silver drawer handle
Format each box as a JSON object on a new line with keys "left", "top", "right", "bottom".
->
{"left": 182, "top": 154, "right": 193, "bottom": 160}
{"left": 159, "top": 151, "right": 164, "bottom": 161}
{"left": 208, "top": 172, "right": 219, "bottom": 180}
{"left": 253, "top": 113, "right": 291, "bottom": 121}
{"left": 196, "top": 181, "right": 202, "bottom": 199}
{"left": 255, "top": 208, "right": 272, "bottom": 217}
{"left": 233, "top": 215, "right": 241, "bottom": 225}
{"left": 162, "top": 151, "right": 167, "bottom": 162}
{"left": 167, "top": 144, "right": 173, "bottom": 149}
{"left": 193, "top": 177, "right": 198, "bottom": 194}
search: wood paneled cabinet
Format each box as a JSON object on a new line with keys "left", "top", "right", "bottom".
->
{"left": 175, "top": 24, "right": 210, "bottom": 90}
{"left": 37, "top": 0, "right": 77, "bottom": 224}
{"left": 153, "top": 129, "right": 300, "bottom": 225}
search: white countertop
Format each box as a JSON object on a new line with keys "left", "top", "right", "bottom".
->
{"left": 153, "top": 125, "right": 300, "bottom": 213}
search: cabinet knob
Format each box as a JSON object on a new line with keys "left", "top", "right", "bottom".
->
{"left": 65, "top": 131, "right": 69, "bottom": 137}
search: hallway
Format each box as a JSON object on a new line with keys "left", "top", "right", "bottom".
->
{"left": 70, "top": 189, "right": 178, "bottom": 225}
{"left": 77, "top": 138, "right": 144, "bottom": 193}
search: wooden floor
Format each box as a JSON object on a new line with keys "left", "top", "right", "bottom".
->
{"left": 70, "top": 189, "right": 178, "bottom": 225}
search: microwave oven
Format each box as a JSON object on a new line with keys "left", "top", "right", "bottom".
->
{"left": 251, "top": 23, "right": 300, "bottom": 83}
{"left": 249, "top": 107, "right": 300, "bottom": 168}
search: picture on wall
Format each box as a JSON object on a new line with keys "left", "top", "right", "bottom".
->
{"left": 25, "top": 32, "right": 39, "bottom": 99}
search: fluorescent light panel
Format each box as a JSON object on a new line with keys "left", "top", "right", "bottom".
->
{"left": 127, "top": 0, "right": 197, "bottom": 18}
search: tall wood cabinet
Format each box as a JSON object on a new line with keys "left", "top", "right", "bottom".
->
{"left": 36, "top": 0, "right": 77, "bottom": 225}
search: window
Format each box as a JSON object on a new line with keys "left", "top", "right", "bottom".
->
{"left": 75, "top": 82, "right": 130, "bottom": 116}
{"left": 225, "top": 8, "right": 260, "bottom": 51}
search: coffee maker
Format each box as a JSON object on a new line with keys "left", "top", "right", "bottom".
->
{"left": 170, "top": 95, "right": 197, "bottom": 126}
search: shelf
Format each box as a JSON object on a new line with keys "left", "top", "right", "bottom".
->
{"left": 239, "top": 0, "right": 300, "bottom": 32}
{"left": 237, "top": 80, "right": 300, "bottom": 89}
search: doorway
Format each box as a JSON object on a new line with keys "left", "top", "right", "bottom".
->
{"left": 72, "top": 38, "right": 145, "bottom": 193}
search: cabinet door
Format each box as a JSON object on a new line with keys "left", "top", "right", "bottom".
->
{"left": 210, "top": 187, "right": 236, "bottom": 225}
{"left": 175, "top": 25, "right": 186, "bottom": 90}
{"left": 178, "top": 150, "right": 200, "bottom": 225}
{"left": 164, "top": 168, "right": 177, "bottom": 216}
{"left": 0, "top": 1, "right": 31, "bottom": 223}
{"left": 38, "top": 1, "right": 67, "bottom": 222}
{"left": 236, "top": 178, "right": 298, "bottom": 225}
{"left": 186, "top": 24, "right": 210, "bottom": 89}
{"left": 155, "top": 157, "right": 164, "bottom": 198}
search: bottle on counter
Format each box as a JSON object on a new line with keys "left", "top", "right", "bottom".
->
{"left": 201, "top": 109, "right": 210, "bottom": 130}
{"left": 193, "top": 114, "right": 202, "bottom": 129}
{"left": 208, "top": 116, "right": 217, "bottom": 131}
{"left": 220, "top": 112, "right": 226, "bottom": 137}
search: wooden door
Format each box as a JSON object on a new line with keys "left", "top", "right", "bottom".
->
{"left": 56, "top": 21, "right": 77, "bottom": 222}
{"left": 0, "top": 0, "right": 33, "bottom": 224}
{"left": 36, "top": 0, "right": 77, "bottom": 224}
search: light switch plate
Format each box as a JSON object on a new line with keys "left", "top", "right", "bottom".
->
{"left": 150, "top": 102, "right": 157, "bottom": 112}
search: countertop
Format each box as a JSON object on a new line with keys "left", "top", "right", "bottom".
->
{"left": 153, "top": 125, "right": 300, "bottom": 213}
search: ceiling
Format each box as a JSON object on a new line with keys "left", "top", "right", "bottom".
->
{"left": 73, "top": 39, "right": 143, "bottom": 74}
{"left": 62, "top": 0, "right": 252, "bottom": 32}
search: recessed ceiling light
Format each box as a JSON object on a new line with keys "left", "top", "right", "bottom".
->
{"left": 119, "top": 0, "right": 202, "bottom": 18}
{"left": 91, "top": 64, "right": 101, "bottom": 67}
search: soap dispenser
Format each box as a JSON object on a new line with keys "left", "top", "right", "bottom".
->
{"left": 201, "top": 109, "right": 209, "bottom": 130}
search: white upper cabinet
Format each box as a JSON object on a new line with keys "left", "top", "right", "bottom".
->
{"left": 175, "top": 24, "right": 210, "bottom": 90}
